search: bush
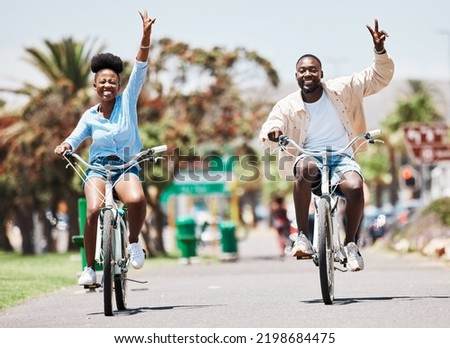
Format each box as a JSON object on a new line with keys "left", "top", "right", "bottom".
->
{"left": 423, "top": 197, "right": 450, "bottom": 226}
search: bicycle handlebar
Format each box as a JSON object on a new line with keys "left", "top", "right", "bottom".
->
{"left": 63, "top": 145, "right": 167, "bottom": 172}
{"left": 150, "top": 145, "right": 168, "bottom": 154}
{"left": 278, "top": 129, "right": 382, "bottom": 157}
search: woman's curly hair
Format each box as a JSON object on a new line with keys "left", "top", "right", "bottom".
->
{"left": 90, "top": 52, "right": 124, "bottom": 74}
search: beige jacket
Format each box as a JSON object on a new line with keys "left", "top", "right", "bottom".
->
{"left": 259, "top": 52, "right": 394, "bottom": 180}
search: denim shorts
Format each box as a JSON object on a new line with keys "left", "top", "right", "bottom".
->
{"left": 293, "top": 153, "right": 363, "bottom": 196}
{"left": 84, "top": 156, "right": 140, "bottom": 188}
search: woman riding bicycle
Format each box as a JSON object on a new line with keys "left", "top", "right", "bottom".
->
{"left": 259, "top": 19, "right": 394, "bottom": 272}
{"left": 54, "top": 10, "right": 156, "bottom": 285}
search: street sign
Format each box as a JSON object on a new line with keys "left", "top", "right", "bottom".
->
{"left": 402, "top": 124, "right": 450, "bottom": 164}
{"left": 409, "top": 145, "right": 450, "bottom": 163}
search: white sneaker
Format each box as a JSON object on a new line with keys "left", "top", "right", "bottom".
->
{"left": 345, "top": 242, "right": 364, "bottom": 271}
{"left": 127, "top": 242, "right": 145, "bottom": 269}
{"left": 290, "top": 232, "right": 314, "bottom": 258}
{"left": 78, "top": 267, "right": 96, "bottom": 286}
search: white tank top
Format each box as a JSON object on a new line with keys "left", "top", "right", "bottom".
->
{"left": 304, "top": 92, "right": 351, "bottom": 154}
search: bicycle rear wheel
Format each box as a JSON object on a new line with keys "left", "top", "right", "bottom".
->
{"left": 102, "top": 209, "right": 114, "bottom": 316}
{"left": 317, "top": 198, "right": 334, "bottom": 305}
{"left": 114, "top": 273, "right": 127, "bottom": 310}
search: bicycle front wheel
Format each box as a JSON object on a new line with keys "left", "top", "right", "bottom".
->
{"left": 114, "top": 217, "right": 128, "bottom": 311}
{"left": 317, "top": 198, "right": 335, "bottom": 305}
{"left": 102, "top": 209, "right": 114, "bottom": 316}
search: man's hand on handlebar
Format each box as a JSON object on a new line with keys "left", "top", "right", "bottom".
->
{"left": 267, "top": 128, "right": 283, "bottom": 142}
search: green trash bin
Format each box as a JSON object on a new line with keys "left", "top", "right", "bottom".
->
{"left": 176, "top": 217, "right": 197, "bottom": 259}
{"left": 72, "top": 198, "right": 87, "bottom": 271}
{"left": 219, "top": 221, "right": 238, "bottom": 260}
{"left": 72, "top": 198, "right": 102, "bottom": 271}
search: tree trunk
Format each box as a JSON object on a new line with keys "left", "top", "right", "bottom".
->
{"left": 375, "top": 182, "right": 383, "bottom": 208}
{"left": 14, "top": 204, "right": 35, "bottom": 255}
{"left": 144, "top": 186, "right": 167, "bottom": 256}
{"left": 66, "top": 193, "right": 82, "bottom": 251}
{"left": 388, "top": 145, "right": 399, "bottom": 205}
{"left": 0, "top": 218, "right": 14, "bottom": 252}
{"left": 40, "top": 210, "right": 53, "bottom": 253}
{"left": 0, "top": 194, "right": 14, "bottom": 251}
{"left": 152, "top": 205, "right": 167, "bottom": 255}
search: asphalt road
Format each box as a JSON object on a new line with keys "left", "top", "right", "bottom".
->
{"left": 1, "top": 225, "right": 449, "bottom": 329}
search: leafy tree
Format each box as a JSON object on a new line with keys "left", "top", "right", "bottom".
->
{"left": 357, "top": 145, "right": 391, "bottom": 207}
{"left": 0, "top": 38, "right": 102, "bottom": 253}
{"left": 0, "top": 36, "right": 279, "bottom": 255}
{"left": 381, "top": 80, "right": 445, "bottom": 205}
{"left": 136, "top": 38, "right": 279, "bottom": 254}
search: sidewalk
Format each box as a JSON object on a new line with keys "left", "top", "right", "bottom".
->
{"left": 191, "top": 222, "right": 281, "bottom": 261}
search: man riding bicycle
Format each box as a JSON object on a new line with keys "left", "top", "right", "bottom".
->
{"left": 259, "top": 19, "right": 394, "bottom": 271}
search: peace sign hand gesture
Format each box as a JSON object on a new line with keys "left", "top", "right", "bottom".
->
{"left": 137, "top": 10, "right": 156, "bottom": 61}
{"left": 139, "top": 10, "right": 156, "bottom": 35}
{"left": 366, "top": 18, "right": 389, "bottom": 54}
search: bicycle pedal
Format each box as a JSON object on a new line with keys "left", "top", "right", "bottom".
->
{"left": 296, "top": 255, "right": 313, "bottom": 260}
{"left": 334, "top": 266, "right": 348, "bottom": 272}
{"left": 83, "top": 283, "right": 101, "bottom": 289}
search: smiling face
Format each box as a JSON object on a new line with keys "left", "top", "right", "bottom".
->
{"left": 295, "top": 56, "right": 323, "bottom": 95}
{"left": 93, "top": 69, "right": 120, "bottom": 102}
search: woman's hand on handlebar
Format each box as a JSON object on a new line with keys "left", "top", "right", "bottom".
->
{"left": 54, "top": 143, "right": 72, "bottom": 156}
{"left": 268, "top": 128, "right": 283, "bottom": 142}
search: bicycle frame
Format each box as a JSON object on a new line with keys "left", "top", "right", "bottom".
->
{"left": 93, "top": 165, "right": 128, "bottom": 276}
{"left": 65, "top": 146, "right": 167, "bottom": 265}
{"left": 278, "top": 129, "right": 382, "bottom": 304}
{"left": 63, "top": 145, "right": 167, "bottom": 315}
{"left": 311, "top": 148, "right": 341, "bottom": 255}
{"left": 280, "top": 129, "right": 381, "bottom": 253}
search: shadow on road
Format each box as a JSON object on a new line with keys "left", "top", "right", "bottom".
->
{"left": 87, "top": 304, "right": 226, "bottom": 317}
{"left": 302, "top": 295, "right": 450, "bottom": 305}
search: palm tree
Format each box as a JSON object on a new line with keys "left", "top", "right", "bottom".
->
{"left": 26, "top": 38, "right": 100, "bottom": 92}
{"left": 0, "top": 37, "right": 103, "bottom": 253}
{"left": 0, "top": 36, "right": 279, "bottom": 255}
{"left": 1, "top": 38, "right": 102, "bottom": 110}
{"left": 358, "top": 145, "right": 391, "bottom": 207}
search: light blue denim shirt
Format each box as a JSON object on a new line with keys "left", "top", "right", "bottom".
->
{"left": 64, "top": 59, "right": 147, "bottom": 163}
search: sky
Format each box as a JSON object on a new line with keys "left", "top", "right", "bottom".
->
{"left": 1, "top": 0, "right": 450, "bottom": 108}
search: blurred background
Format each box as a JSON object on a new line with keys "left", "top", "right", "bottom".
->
{"left": 1, "top": 0, "right": 449, "bottom": 259}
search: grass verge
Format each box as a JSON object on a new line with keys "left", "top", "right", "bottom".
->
{"left": 0, "top": 251, "right": 80, "bottom": 311}
{"left": 0, "top": 250, "right": 216, "bottom": 311}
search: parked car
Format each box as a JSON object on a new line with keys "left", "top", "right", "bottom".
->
{"left": 357, "top": 205, "right": 393, "bottom": 247}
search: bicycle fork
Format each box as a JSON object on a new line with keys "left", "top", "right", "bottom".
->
{"left": 94, "top": 208, "right": 128, "bottom": 274}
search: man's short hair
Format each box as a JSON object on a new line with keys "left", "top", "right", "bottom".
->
{"left": 296, "top": 54, "right": 322, "bottom": 69}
